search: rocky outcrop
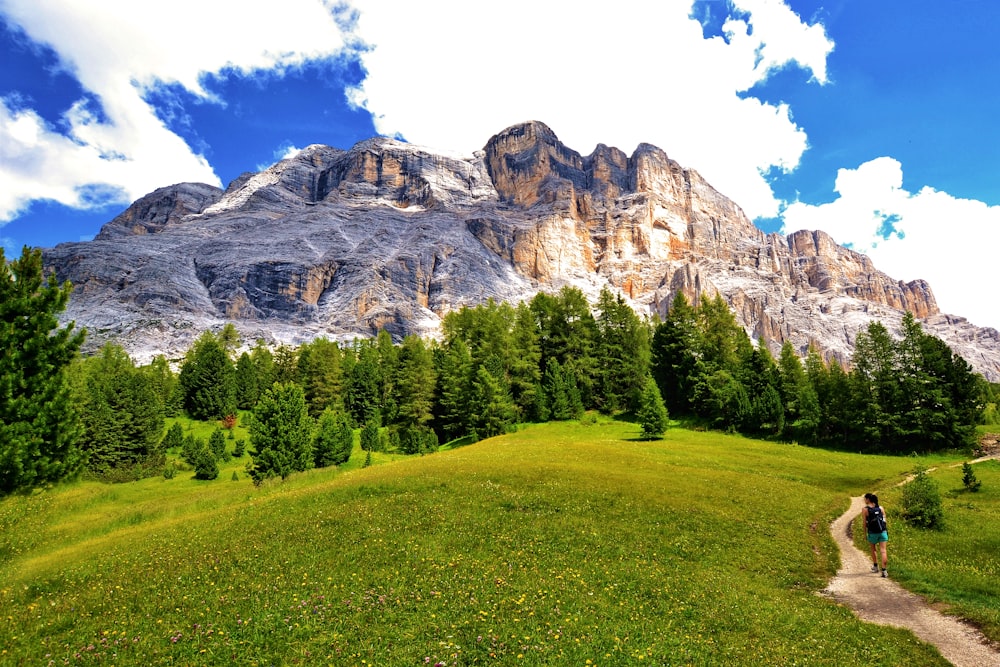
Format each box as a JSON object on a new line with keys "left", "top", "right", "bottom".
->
{"left": 42, "top": 122, "right": 1000, "bottom": 381}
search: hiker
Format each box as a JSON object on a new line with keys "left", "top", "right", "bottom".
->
{"left": 863, "top": 492, "right": 889, "bottom": 577}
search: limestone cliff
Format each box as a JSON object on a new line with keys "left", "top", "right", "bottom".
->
{"left": 42, "top": 121, "right": 1000, "bottom": 381}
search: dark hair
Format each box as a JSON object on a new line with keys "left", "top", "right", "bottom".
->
{"left": 864, "top": 493, "right": 879, "bottom": 505}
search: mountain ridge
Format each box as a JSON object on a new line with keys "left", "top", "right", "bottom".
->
{"left": 42, "top": 121, "right": 1000, "bottom": 380}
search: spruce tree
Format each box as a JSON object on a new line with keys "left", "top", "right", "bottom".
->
{"left": 0, "top": 247, "right": 86, "bottom": 495}
{"left": 209, "top": 427, "right": 228, "bottom": 461}
{"left": 314, "top": 408, "right": 354, "bottom": 467}
{"left": 178, "top": 331, "right": 237, "bottom": 420}
{"left": 637, "top": 376, "right": 669, "bottom": 439}
{"left": 247, "top": 382, "right": 314, "bottom": 483}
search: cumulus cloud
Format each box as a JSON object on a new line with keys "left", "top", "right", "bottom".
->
{"left": 0, "top": 0, "right": 353, "bottom": 222}
{"left": 346, "top": 0, "right": 833, "bottom": 219}
{"left": 781, "top": 158, "right": 1000, "bottom": 329}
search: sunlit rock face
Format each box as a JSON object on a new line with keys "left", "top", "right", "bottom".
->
{"left": 43, "top": 121, "right": 999, "bottom": 380}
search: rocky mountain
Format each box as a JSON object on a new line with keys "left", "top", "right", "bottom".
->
{"left": 42, "top": 121, "right": 1000, "bottom": 381}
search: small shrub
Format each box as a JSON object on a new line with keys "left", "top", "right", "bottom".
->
{"left": 231, "top": 471, "right": 239, "bottom": 482}
{"left": 363, "top": 450, "right": 372, "bottom": 468}
{"left": 163, "top": 463, "right": 176, "bottom": 480}
{"left": 900, "top": 467, "right": 944, "bottom": 529}
{"left": 233, "top": 439, "right": 246, "bottom": 458}
{"left": 962, "top": 462, "right": 982, "bottom": 492}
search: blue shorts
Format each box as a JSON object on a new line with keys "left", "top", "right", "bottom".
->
{"left": 867, "top": 531, "right": 889, "bottom": 544}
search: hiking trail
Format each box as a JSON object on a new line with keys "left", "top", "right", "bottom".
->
{"left": 822, "top": 456, "right": 1000, "bottom": 666}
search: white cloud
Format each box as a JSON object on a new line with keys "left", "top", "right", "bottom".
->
{"left": 781, "top": 158, "right": 1000, "bottom": 330}
{"left": 346, "top": 0, "right": 833, "bottom": 219}
{"left": 0, "top": 0, "right": 352, "bottom": 222}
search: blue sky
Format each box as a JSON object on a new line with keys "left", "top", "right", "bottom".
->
{"left": 1, "top": 0, "right": 998, "bottom": 329}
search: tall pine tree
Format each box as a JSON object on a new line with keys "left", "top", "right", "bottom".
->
{"left": 0, "top": 247, "right": 86, "bottom": 495}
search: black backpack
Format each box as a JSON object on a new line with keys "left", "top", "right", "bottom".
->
{"left": 865, "top": 505, "right": 887, "bottom": 533}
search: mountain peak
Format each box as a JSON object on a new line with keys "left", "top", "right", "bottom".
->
{"left": 43, "top": 122, "right": 1000, "bottom": 381}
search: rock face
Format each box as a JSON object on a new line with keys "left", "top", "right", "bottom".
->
{"left": 43, "top": 121, "right": 1000, "bottom": 381}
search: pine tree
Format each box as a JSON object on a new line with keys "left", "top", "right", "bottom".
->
{"left": 161, "top": 422, "right": 184, "bottom": 453}
{"left": 193, "top": 443, "right": 219, "bottom": 480}
{"left": 637, "top": 376, "right": 669, "bottom": 439}
{"left": 209, "top": 427, "right": 228, "bottom": 461}
{"left": 651, "top": 292, "right": 700, "bottom": 416}
{"left": 360, "top": 418, "right": 381, "bottom": 452}
{"left": 0, "top": 247, "right": 86, "bottom": 495}
{"left": 178, "top": 331, "right": 237, "bottom": 421}
{"left": 314, "top": 408, "right": 354, "bottom": 467}
{"left": 595, "top": 288, "right": 651, "bottom": 414}
{"left": 247, "top": 383, "right": 314, "bottom": 483}
{"left": 73, "top": 344, "right": 166, "bottom": 474}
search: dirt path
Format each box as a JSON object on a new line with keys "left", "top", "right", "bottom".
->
{"left": 822, "top": 459, "right": 1000, "bottom": 666}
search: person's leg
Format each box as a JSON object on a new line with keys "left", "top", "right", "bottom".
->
{"left": 879, "top": 541, "right": 888, "bottom": 569}
{"left": 869, "top": 541, "right": 879, "bottom": 571}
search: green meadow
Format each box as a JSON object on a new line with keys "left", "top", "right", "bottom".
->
{"left": 2, "top": 418, "right": 995, "bottom": 666}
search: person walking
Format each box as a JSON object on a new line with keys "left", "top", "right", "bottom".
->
{"left": 863, "top": 492, "right": 889, "bottom": 577}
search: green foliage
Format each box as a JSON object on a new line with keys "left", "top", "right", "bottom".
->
{"left": 181, "top": 434, "right": 203, "bottom": 467}
{"left": 471, "top": 366, "right": 517, "bottom": 438}
{"left": 247, "top": 383, "right": 314, "bottom": 484}
{"left": 0, "top": 246, "right": 86, "bottom": 495}
{"left": 178, "top": 331, "right": 236, "bottom": 421}
{"left": 297, "top": 337, "right": 344, "bottom": 418}
{"left": 233, "top": 438, "right": 246, "bottom": 458}
{"left": 72, "top": 343, "right": 166, "bottom": 476}
{"left": 595, "top": 288, "right": 651, "bottom": 413}
{"left": 900, "top": 467, "right": 945, "bottom": 529}
{"left": 637, "top": 376, "right": 669, "bottom": 439}
{"left": 209, "top": 428, "right": 228, "bottom": 461}
{"left": 313, "top": 408, "right": 353, "bottom": 467}
{"left": 962, "top": 462, "right": 982, "bottom": 492}
{"left": 161, "top": 421, "right": 184, "bottom": 452}
{"left": 651, "top": 292, "right": 700, "bottom": 416}
{"left": 233, "top": 352, "right": 260, "bottom": 411}
{"left": 162, "top": 463, "right": 176, "bottom": 479}
{"left": 360, "top": 419, "right": 381, "bottom": 452}
{"left": 193, "top": 443, "right": 219, "bottom": 480}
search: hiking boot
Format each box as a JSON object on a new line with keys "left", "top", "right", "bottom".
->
{"left": 871, "top": 564, "right": 879, "bottom": 573}
{"left": 881, "top": 569, "right": 888, "bottom": 578}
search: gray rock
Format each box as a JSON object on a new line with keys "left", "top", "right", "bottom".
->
{"left": 41, "top": 123, "right": 1000, "bottom": 381}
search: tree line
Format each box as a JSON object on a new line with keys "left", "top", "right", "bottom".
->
{"left": 1, "top": 246, "right": 993, "bottom": 495}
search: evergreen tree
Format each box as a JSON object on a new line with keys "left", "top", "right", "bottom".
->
{"left": 145, "top": 355, "right": 181, "bottom": 417}
{"left": 74, "top": 344, "right": 166, "bottom": 474}
{"left": 394, "top": 335, "right": 436, "bottom": 430}
{"left": 962, "top": 462, "right": 982, "bottom": 492}
{"left": 298, "top": 337, "right": 344, "bottom": 418}
{"left": 0, "top": 246, "right": 86, "bottom": 495}
{"left": 181, "top": 434, "right": 203, "bottom": 467}
{"left": 360, "top": 418, "right": 382, "bottom": 452}
{"left": 852, "top": 321, "right": 903, "bottom": 450}
{"left": 509, "top": 303, "right": 543, "bottom": 421}
{"left": 250, "top": 341, "right": 276, "bottom": 395}
{"left": 272, "top": 345, "right": 299, "bottom": 384}
{"left": 161, "top": 421, "right": 184, "bottom": 453}
{"left": 595, "top": 288, "right": 651, "bottom": 414}
{"left": 432, "top": 338, "right": 474, "bottom": 441}
{"left": 637, "top": 376, "right": 669, "bottom": 439}
{"left": 651, "top": 292, "right": 700, "bottom": 416}
{"left": 178, "top": 331, "right": 237, "bottom": 420}
{"left": 777, "top": 341, "right": 807, "bottom": 437}
{"left": 345, "top": 341, "right": 383, "bottom": 426}
{"left": 313, "top": 408, "right": 353, "bottom": 467}
{"left": 209, "top": 427, "right": 228, "bottom": 461}
{"left": 247, "top": 382, "right": 314, "bottom": 483}
{"left": 193, "top": 443, "right": 219, "bottom": 480}
{"left": 234, "top": 352, "right": 260, "bottom": 410}
{"left": 471, "top": 366, "right": 517, "bottom": 438}
{"left": 530, "top": 287, "right": 599, "bottom": 408}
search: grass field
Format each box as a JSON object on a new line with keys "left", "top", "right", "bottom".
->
{"left": 1, "top": 417, "right": 991, "bottom": 665}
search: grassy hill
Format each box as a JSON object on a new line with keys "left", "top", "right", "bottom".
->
{"left": 2, "top": 418, "right": 995, "bottom": 665}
